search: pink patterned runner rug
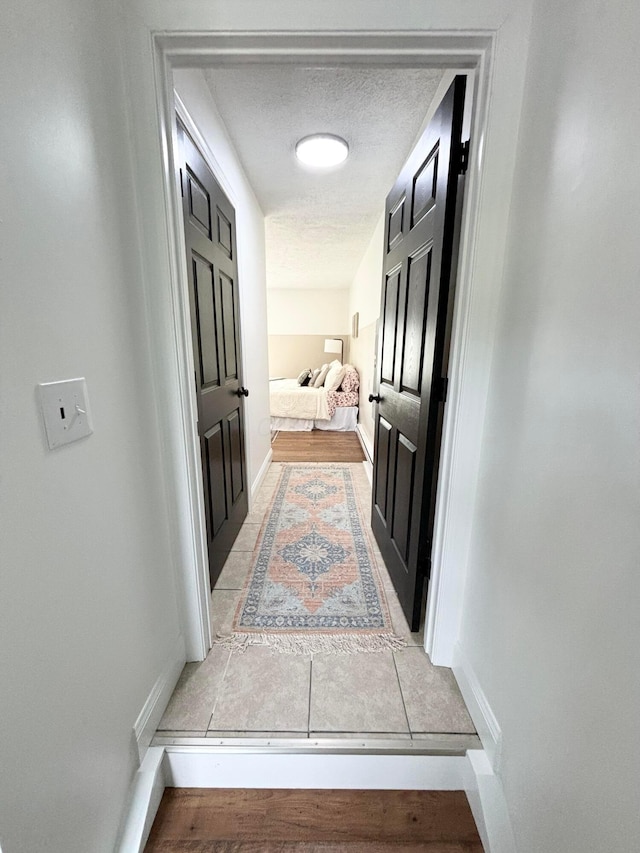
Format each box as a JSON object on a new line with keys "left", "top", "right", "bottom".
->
{"left": 217, "top": 464, "right": 406, "bottom": 654}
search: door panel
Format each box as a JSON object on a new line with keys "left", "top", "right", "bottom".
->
{"left": 187, "top": 170, "right": 212, "bottom": 237}
{"left": 392, "top": 433, "right": 417, "bottom": 563}
{"left": 193, "top": 255, "right": 220, "bottom": 389}
{"left": 401, "top": 246, "right": 432, "bottom": 396}
{"left": 387, "top": 197, "right": 405, "bottom": 251}
{"left": 227, "top": 409, "right": 244, "bottom": 506}
{"left": 220, "top": 271, "right": 238, "bottom": 380}
{"left": 178, "top": 120, "right": 249, "bottom": 589}
{"left": 411, "top": 143, "right": 438, "bottom": 226}
{"left": 371, "top": 76, "right": 467, "bottom": 629}
{"left": 204, "top": 422, "right": 227, "bottom": 538}
{"left": 374, "top": 416, "right": 392, "bottom": 519}
{"left": 217, "top": 208, "right": 233, "bottom": 257}
{"left": 381, "top": 269, "right": 401, "bottom": 385}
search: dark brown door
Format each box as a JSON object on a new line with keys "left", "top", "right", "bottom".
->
{"left": 371, "top": 77, "right": 467, "bottom": 630}
{"left": 177, "top": 120, "right": 249, "bottom": 590}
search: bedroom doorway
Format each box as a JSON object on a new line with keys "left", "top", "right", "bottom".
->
{"left": 154, "top": 57, "right": 481, "bottom": 746}
{"left": 150, "top": 26, "right": 507, "bottom": 683}
{"left": 173, "top": 57, "right": 472, "bottom": 648}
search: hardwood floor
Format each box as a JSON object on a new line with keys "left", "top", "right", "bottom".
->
{"left": 145, "top": 789, "right": 483, "bottom": 852}
{"left": 272, "top": 431, "right": 366, "bottom": 463}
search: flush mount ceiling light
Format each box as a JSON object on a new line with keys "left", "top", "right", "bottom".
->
{"left": 295, "top": 134, "right": 349, "bottom": 168}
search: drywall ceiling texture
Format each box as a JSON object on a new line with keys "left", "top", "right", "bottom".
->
{"left": 203, "top": 66, "right": 442, "bottom": 290}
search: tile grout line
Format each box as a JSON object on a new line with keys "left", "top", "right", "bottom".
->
{"left": 206, "top": 647, "right": 234, "bottom": 733}
{"left": 392, "top": 650, "right": 414, "bottom": 739}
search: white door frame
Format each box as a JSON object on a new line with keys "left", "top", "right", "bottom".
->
{"left": 148, "top": 31, "right": 510, "bottom": 665}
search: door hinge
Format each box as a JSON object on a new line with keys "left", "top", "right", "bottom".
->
{"left": 419, "top": 557, "right": 432, "bottom": 578}
{"left": 458, "top": 140, "right": 470, "bottom": 175}
{"left": 437, "top": 376, "right": 449, "bottom": 403}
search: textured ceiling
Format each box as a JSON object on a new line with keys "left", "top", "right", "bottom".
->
{"left": 203, "top": 66, "right": 443, "bottom": 290}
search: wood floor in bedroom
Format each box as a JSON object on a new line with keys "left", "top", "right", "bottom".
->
{"left": 144, "top": 788, "right": 484, "bottom": 852}
{"left": 271, "top": 430, "right": 366, "bottom": 462}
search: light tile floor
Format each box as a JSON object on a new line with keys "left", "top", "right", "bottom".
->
{"left": 156, "top": 462, "right": 478, "bottom": 745}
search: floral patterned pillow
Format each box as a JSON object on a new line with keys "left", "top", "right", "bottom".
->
{"left": 339, "top": 365, "right": 359, "bottom": 393}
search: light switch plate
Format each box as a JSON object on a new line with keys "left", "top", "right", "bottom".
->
{"left": 38, "top": 378, "right": 93, "bottom": 449}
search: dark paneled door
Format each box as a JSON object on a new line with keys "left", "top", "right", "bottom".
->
{"left": 177, "top": 120, "right": 249, "bottom": 590}
{"left": 371, "top": 77, "right": 467, "bottom": 630}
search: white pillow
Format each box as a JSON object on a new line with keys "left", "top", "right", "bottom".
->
{"left": 309, "top": 367, "right": 322, "bottom": 386}
{"left": 324, "top": 362, "right": 347, "bottom": 392}
{"left": 313, "top": 363, "right": 331, "bottom": 388}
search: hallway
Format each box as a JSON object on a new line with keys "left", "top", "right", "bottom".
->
{"left": 153, "top": 461, "right": 478, "bottom": 746}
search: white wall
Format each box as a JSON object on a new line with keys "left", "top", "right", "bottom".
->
{"left": 459, "top": 0, "right": 640, "bottom": 850}
{"left": 267, "top": 335, "right": 350, "bottom": 378}
{"left": 348, "top": 214, "right": 385, "bottom": 447}
{"left": 267, "top": 289, "right": 350, "bottom": 335}
{"left": 0, "top": 2, "right": 182, "bottom": 851}
{"left": 173, "top": 69, "right": 272, "bottom": 490}
{"left": 267, "top": 289, "right": 350, "bottom": 377}
{"left": 349, "top": 214, "right": 385, "bottom": 332}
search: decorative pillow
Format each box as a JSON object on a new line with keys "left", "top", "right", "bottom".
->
{"left": 309, "top": 367, "right": 322, "bottom": 387}
{"left": 339, "top": 365, "right": 360, "bottom": 393}
{"left": 300, "top": 372, "right": 312, "bottom": 387}
{"left": 313, "top": 363, "right": 331, "bottom": 388}
{"left": 296, "top": 368, "right": 312, "bottom": 386}
{"left": 324, "top": 362, "right": 347, "bottom": 393}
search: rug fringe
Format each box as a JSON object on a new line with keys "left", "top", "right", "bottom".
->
{"left": 215, "top": 632, "right": 407, "bottom": 655}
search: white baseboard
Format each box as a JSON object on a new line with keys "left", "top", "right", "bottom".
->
{"left": 117, "top": 747, "right": 167, "bottom": 853}
{"left": 251, "top": 448, "right": 273, "bottom": 504}
{"left": 356, "top": 424, "right": 373, "bottom": 484}
{"left": 163, "top": 749, "right": 468, "bottom": 789}
{"left": 465, "top": 750, "right": 517, "bottom": 853}
{"left": 356, "top": 423, "right": 373, "bottom": 462}
{"left": 453, "top": 642, "right": 502, "bottom": 773}
{"left": 133, "top": 634, "right": 186, "bottom": 763}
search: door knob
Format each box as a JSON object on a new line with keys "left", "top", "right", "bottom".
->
{"left": 368, "top": 393, "right": 381, "bottom": 403}
{"left": 236, "top": 387, "right": 249, "bottom": 397}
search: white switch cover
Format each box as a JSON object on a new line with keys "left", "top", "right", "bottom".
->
{"left": 38, "top": 378, "right": 93, "bottom": 449}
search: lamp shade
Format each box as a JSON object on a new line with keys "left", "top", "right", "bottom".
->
{"left": 324, "top": 339, "right": 342, "bottom": 354}
{"left": 324, "top": 338, "right": 344, "bottom": 361}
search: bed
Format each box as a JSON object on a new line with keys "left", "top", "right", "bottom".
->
{"left": 269, "top": 365, "right": 360, "bottom": 432}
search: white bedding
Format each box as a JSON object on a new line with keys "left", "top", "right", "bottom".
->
{"left": 314, "top": 406, "right": 358, "bottom": 431}
{"left": 269, "top": 378, "right": 330, "bottom": 421}
{"left": 270, "top": 406, "right": 358, "bottom": 433}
